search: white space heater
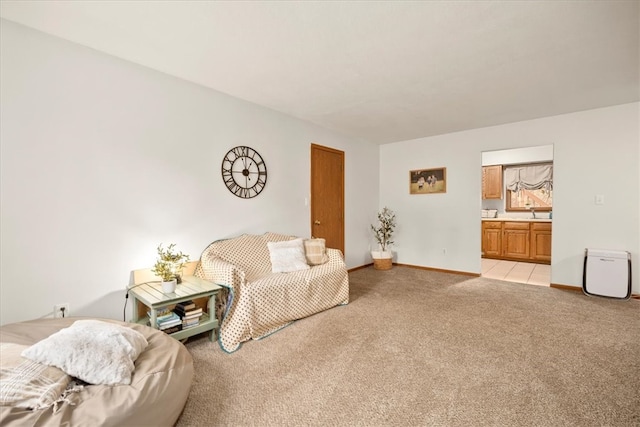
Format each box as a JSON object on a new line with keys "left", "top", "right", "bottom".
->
{"left": 582, "top": 248, "right": 631, "bottom": 299}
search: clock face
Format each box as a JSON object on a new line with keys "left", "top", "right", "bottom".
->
{"left": 221, "top": 146, "right": 267, "bottom": 198}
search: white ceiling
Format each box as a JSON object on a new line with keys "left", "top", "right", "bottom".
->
{"left": 1, "top": 1, "right": 638, "bottom": 144}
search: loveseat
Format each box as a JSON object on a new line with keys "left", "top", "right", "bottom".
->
{"left": 195, "top": 232, "right": 349, "bottom": 352}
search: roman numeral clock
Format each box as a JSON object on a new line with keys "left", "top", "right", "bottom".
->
{"left": 221, "top": 146, "right": 267, "bottom": 199}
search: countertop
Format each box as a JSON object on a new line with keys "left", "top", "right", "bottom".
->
{"left": 482, "top": 218, "right": 552, "bottom": 223}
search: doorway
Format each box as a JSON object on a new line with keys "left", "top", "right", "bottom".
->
{"left": 480, "top": 145, "right": 553, "bottom": 286}
{"left": 310, "top": 144, "right": 344, "bottom": 254}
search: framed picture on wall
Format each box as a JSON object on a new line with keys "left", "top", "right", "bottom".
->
{"left": 410, "top": 167, "right": 446, "bottom": 194}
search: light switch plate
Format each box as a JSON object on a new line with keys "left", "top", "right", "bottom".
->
{"left": 595, "top": 195, "right": 604, "bottom": 205}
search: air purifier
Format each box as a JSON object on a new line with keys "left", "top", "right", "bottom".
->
{"left": 582, "top": 248, "right": 631, "bottom": 299}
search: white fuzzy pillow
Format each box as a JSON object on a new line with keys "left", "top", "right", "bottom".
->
{"left": 267, "top": 238, "right": 311, "bottom": 273}
{"left": 21, "top": 320, "right": 148, "bottom": 386}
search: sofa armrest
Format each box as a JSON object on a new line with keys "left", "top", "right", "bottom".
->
{"left": 195, "top": 258, "right": 245, "bottom": 293}
{"left": 326, "top": 248, "right": 346, "bottom": 266}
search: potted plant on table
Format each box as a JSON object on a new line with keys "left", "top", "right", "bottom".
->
{"left": 151, "top": 243, "right": 190, "bottom": 293}
{"left": 370, "top": 207, "right": 396, "bottom": 270}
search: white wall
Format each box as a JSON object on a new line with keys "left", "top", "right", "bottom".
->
{"left": 380, "top": 103, "right": 639, "bottom": 293}
{"left": 481, "top": 145, "right": 553, "bottom": 166}
{"left": 0, "top": 20, "right": 379, "bottom": 325}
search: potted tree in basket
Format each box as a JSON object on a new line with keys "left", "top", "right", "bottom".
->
{"left": 151, "top": 243, "right": 190, "bottom": 293}
{"left": 370, "top": 207, "right": 396, "bottom": 270}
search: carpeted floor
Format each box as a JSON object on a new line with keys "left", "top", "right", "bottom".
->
{"left": 176, "top": 266, "right": 640, "bottom": 426}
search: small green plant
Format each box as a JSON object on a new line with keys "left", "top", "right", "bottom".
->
{"left": 371, "top": 207, "right": 396, "bottom": 252}
{"left": 151, "top": 243, "right": 190, "bottom": 282}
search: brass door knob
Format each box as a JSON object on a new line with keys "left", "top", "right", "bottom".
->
{"left": 314, "top": 220, "right": 321, "bottom": 225}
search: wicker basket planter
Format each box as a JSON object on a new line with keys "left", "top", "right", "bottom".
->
{"left": 371, "top": 250, "right": 393, "bottom": 270}
{"left": 373, "top": 257, "right": 393, "bottom": 270}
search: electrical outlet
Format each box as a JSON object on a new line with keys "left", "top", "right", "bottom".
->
{"left": 54, "top": 303, "right": 70, "bottom": 318}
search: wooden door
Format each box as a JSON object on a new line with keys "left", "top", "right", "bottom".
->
{"left": 310, "top": 144, "right": 344, "bottom": 254}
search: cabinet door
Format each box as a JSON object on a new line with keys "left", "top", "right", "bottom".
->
{"left": 482, "top": 222, "right": 502, "bottom": 257}
{"left": 502, "top": 222, "right": 530, "bottom": 259}
{"left": 531, "top": 223, "right": 552, "bottom": 263}
{"left": 482, "top": 165, "right": 503, "bottom": 199}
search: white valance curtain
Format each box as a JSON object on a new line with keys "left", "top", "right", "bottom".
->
{"left": 504, "top": 164, "right": 553, "bottom": 193}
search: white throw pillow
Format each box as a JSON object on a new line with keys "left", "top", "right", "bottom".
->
{"left": 21, "top": 320, "right": 148, "bottom": 386}
{"left": 267, "top": 238, "right": 311, "bottom": 273}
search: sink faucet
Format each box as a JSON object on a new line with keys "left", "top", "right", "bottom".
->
{"left": 530, "top": 207, "right": 536, "bottom": 219}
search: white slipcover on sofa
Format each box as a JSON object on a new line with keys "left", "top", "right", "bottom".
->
{"left": 195, "top": 232, "right": 349, "bottom": 353}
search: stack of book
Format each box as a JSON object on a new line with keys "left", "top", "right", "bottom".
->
{"left": 153, "top": 308, "right": 183, "bottom": 334}
{"left": 173, "top": 300, "right": 203, "bottom": 330}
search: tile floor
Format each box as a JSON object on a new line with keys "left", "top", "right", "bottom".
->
{"left": 481, "top": 258, "right": 550, "bottom": 286}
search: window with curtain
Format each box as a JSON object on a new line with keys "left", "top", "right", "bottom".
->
{"left": 504, "top": 163, "right": 553, "bottom": 211}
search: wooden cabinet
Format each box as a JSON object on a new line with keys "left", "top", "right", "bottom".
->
{"left": 530, "top": 222, "right": 552, "bottom": 262}
{"left": 502, "top": 222, "right": 530, "bottom": 260}
{"left": 482, "top": 221, "right": 502, "bottom": 257}
{"left": 482, "top": 165, "right": 503, "bottom": 199}
{"left": 481, "top": 220, "right": 551, "bottom": 264}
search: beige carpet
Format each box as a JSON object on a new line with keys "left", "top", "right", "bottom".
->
{"left": 176, "top": 266, "right": 640, "bottom": 426}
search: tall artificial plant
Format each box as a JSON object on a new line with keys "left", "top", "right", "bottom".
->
{"left": 371, "top": 207, "right": 396, "bottom": 252}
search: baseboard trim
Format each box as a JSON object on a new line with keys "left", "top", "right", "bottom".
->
{"left": 348, "top": 264, "right": 374, "bottom": 273}
{"left": 348, "top": 263, "right": 478, "bottom": 277}
{"left": 393, "top": 263, "right": 480, "bottom": 277}
{"left": 549, "top": 283, "right": 582, "bottom": 292}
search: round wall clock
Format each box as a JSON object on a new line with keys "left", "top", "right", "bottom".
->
{"left": 221, "top": 146, "right": 267, "bottom": 199}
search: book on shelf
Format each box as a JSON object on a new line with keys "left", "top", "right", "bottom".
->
{"left": 159, "top": 319, "right": 182, "bottom": 330}
{"left": 154, "top": 313, "right": 177, "bottom": 324}
{"left": 156, "top": 307, "right": 173, "bottom": 316}
{"left": 162, "top": 324, "right": 183, "bottom": 334}
{"left": 173, "top": 307, "right": 203, "bottom": 318}
{"left": 182, "top": 310, "right": 203, "bottom": 319}
{"left": 156, "top": 311, "right": 179, "bottom": 322}
{"left": 174, "top": 300, "right": 196, "bottom": 311}
{"left": 183, "top": 317, "right": 200, "bottom": 326}
{"left": 150, "top": 308, "right": 175, "bottom": 322}
{"left": 156, "top": 312, "right": 181, "bottom": 329}
{"left": 182, "top": 313, "right": 202, "bottom": 320}
{"left": 182, "top": 322, "right": 200, "bottom": 330}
